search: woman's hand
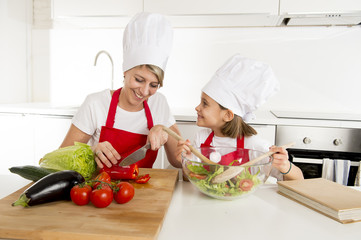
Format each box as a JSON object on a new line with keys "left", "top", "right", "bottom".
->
{"left": 92, "top": 141, "right": 121, "bottom": 168}
{"left": 175, "top": 139, "right": 191, "bottom": 163}
{"left": 147, "top": 125, "right": 168, "bottom": 151}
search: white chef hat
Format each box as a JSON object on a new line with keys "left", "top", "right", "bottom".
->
{"left": 122, "top": 12, "right": 173, "bottom": 73}
{"left": 202, "top": 54, "right": 280, "bottom": 122}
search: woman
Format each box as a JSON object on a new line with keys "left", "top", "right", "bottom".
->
{"left": 60, "top": 12, "right": 181, "bottom": 169}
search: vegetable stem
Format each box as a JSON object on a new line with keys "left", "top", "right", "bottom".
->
{"left": 12, "top": 193, "right": 30, "bottom": 207}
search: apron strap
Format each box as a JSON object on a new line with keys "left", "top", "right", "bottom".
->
{"left": 143, "top": 100, "right": 154, "bottom": 130}
{"left": 105, "top": 88, "right": 121, "bottom": 128}
{"left": 202, "top": 131, "right": 244, "bottom": 148}
{"left": 105, "top": 88, "right": 154, "bottom": 130}
{"left": 203, "top": 131, "right": 214, "bottom": 146}
{"left": 237, "top": 135, "right": 245, "bottom": 148}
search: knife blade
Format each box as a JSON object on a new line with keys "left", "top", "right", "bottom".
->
{"left": 118, "top": 143, "right": 151, "bottom": 166}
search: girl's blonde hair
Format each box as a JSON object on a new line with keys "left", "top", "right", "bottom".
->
{"left": 219, "top": 105, "right": 257, "bottom": 138}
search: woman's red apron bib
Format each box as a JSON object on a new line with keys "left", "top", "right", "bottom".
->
{"left": 99, "top": 88, "right": 158, "bottom": 169}
{"left": 200, "top": 132, "right": 249, "bottom": 166}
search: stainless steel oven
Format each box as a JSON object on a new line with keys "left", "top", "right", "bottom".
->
{"left": 275, "top": 125, "right": 361, "bottom": 186}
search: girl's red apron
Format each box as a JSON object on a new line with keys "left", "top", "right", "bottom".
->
{"left": 200, "top": 132, "right": 249, "bottom": 166}
{"left": 99, "top": 88, "right": 158, "bottom": 169}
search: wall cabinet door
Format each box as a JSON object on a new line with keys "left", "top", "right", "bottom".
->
{"left": 280, "top": 0, "right": 361, "bottom": 14}
{"left": 53, "top": 0, "right": 143, "bottom": 17}
{"left": 52, "top": 0, "right": 143, "bottom": 28}
{"left": 144, "top": 0, "right": 280, "bottom": 27}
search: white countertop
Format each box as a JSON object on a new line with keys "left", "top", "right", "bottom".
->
{"left": 1, "top": 103, "right": 361, "bottom": 129}
{"left": 1, "top": 174, "right": 360, "bottom": 240}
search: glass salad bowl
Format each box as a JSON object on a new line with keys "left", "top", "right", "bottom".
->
{"left": 181, "top": 147, "right": 273, "bottom": 200}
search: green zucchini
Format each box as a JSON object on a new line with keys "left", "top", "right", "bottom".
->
{"left": 9, "top": 165, "right": 59, "bottom": 182}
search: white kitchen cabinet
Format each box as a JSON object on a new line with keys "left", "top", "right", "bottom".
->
{"left": 0, "top": 114, "right": 35, "bottom": 175}
{"left": 0, "top": 113, "right": 72, "bottom": 175}
{"left": 52, "top": 0, "right": 143, "bottom": 28}
{"left": 144, "top": 0, "right": 280, "bottom": 27}
{"left": 33, "top": 115, "right": 72, "bottom": 162}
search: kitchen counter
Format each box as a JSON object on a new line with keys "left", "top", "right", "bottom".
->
{"left": 1, "top": 174, "right": 360, "bottom": 240}
{"left": 1, "top": 103, "right": 361, "bottom": 129}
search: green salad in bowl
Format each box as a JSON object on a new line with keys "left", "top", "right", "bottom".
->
{"left": 182, "top": 147, "right": 273, "bottom": 200}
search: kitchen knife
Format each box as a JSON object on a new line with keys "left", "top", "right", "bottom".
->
{"left": 118, "top": 143, "right": 151, "bottom": 166}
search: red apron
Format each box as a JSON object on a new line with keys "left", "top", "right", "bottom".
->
{"left": 99, "top": 88, "right": 158, "bottom": 169}
{"left": 200, "top": 132, "right": 249, "bottom": 166}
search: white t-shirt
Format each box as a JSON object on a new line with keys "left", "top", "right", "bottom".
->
{"left": 193, "top": 128, "right": 283, "bottom": 180}
{"left": 72, "top": 89, "right": 176, "bottom": 146}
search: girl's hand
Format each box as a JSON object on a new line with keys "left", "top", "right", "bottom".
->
{"left": 269, "top": 145, "right": 291, "bottom": 174}
{"left": 175, "top": 139, "right": 191, "bottom": 163}
{"left": 92, "top": 141, "right": 121, "bottom": 168}
{"left": 148, "top": 125, "right": 168, "bottom": 151}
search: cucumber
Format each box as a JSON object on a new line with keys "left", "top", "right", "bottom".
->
{"left": 9, "top": 165, "right": 59, "bottom": 182}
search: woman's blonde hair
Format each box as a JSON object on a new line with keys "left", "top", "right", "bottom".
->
{"left": 143, "top": 64, "right": 164, "bottom": 87}
{"left": 219, "top": 105, "right": 257, "bottom": 138}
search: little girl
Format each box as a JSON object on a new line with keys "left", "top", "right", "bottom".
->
{"left": 177, "top": 54, "right": 303, "bottom": 181}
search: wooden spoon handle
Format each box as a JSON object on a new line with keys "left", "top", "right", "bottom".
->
{"left": 162, "top": 126, "right": 216, "bottom": 165}
{"left": 240, "top": 142, "right": 295, "bottom": 167}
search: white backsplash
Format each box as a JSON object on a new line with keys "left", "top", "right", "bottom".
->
{"left": 32, "top": 26, "right": 361, "bottom": 115}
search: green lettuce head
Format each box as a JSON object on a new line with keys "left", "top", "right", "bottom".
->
{"left": 39, "top": 142, "right": 96, "bottom": 180}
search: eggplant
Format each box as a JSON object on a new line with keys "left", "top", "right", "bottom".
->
{"left": 12, "top": 170, "right": 85, "bottom": 207}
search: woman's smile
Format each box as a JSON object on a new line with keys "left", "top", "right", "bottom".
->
{"left": 134, "top": 90, "right": 144, "bottom": 100}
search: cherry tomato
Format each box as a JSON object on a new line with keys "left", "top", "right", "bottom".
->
{"left": 189, "top": 172, "right": 207, "bottom": 180}
{"left": 114, "top": 182, "right": 135, "bottom": 204}
{"left": 135, "top": 174, "right": 151, "bottom": 184}
{"left": 70, "top": 184, "right": 92, "bottom": 206}
{"left": 239, "top": 179, "right": 254, "bottom": 191}
{"left": 92, "top": 171, "right": 111, "bottom": 189}
{"left": 90, "top": 184, "right": 113, "bottom": 208}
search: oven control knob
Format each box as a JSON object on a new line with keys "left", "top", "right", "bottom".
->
{"left": 303, "top": 137, "right": 311, "bottom": 144}
{"left": 333, "top": 139, "right": 342, "bottom": 146}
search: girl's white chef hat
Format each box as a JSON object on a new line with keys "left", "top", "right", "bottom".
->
{"left": 123, "top": 12, "right": 173, "bottom": 73}
{"left": 202, "top": 54, "right": 280, "bottom": 122}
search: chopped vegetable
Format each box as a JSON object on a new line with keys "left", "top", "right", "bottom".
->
{"left": 135, "top": 174, "right": 151, "bottom": 183}
{"left": 39, "top": 142, "right": 96, "bottom": 180}
{"left": 101, "top": 164, "right": 139, "bottom": 180}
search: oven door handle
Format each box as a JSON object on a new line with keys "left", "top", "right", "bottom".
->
{"left": 292, "top": 157, "right": 360, "bottom": 166}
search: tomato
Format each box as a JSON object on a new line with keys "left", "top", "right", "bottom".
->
{"left": 239, "top": 179, "right": 254, "bottom": 191}
{"left": 189, "top": 172, "right": 207, "bottom": 180}
{"left": 114, "top": 182, "right": 135, "bottom": 204}
{"left": 90, "top": 184, "right": 113, "bottom": 208}
{"left": 92, "top": 171, "right": 111, "bottom": 188}
{"left": 135, "top": 174, "right": 151, "bottom": 184}
{"left": 70, "top": 184, "right": 92, "bottom": 206}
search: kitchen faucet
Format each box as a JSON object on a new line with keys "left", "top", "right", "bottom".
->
{"left": 94, "top": 50, "right": 114, "bottom": 90}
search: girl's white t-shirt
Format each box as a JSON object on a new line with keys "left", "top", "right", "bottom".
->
{"left": 72, "top": 89, "right": 176, "bottom": 146}
{"left": 193, "top": 128, "right": 283, "bottom": 180}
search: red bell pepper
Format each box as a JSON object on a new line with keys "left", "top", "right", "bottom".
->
{"left": 101, "top": 164, "right": 139, "bottom": 180}
{"left": 135, "top": 174, "right": 151, "bottom": 184}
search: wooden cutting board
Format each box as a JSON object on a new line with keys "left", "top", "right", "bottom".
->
{"left": 0, "top": 168, "right": 179, "bottom": 240}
